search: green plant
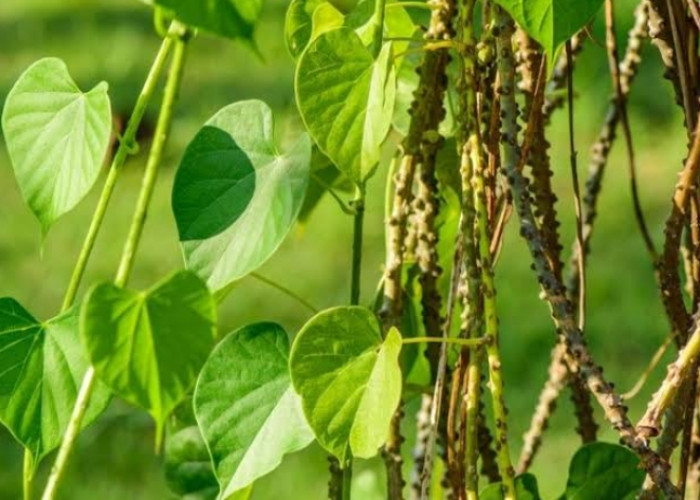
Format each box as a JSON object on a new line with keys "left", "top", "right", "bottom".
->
{"left": 3, "top": 0, "right": 700, "bottom": 499}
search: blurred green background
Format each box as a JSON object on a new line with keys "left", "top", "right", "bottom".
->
{"left": 0, "top": 0, "right": 689, "bottom": 498}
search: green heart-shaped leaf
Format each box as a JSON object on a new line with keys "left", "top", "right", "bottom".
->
{"left": 562, "top": 443, "right": 644, "bottom": 500}
{"left": 194, "top": 323, "right": 314, "bottom": 498}
{"left": 81, "top": 271, "right": 217, "bottom": 432}
{"left": 1, "top": 58, "right": 112, "bottom": 232}
{"left": 0, "top": 299, "right": 110, "bottom": 467}
{"left": 154, "top": 0, "right": 262, "bottom": 41}
{"left": 289, "top": 306, "right": 402, "bottom": 461}
{"left": 178, "top": 100, "right": 311, "bottom": 293}
{"left": 480, "top": 474, "right": 541, "bottom": 500}
{"left": 494, "top": 0, "right": 604, "bottom": 58}
{"left": 295, "top": 28, "right": 396, "bottom": 184}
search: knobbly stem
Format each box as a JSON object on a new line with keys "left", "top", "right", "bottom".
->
{"left": 40, "top": 30, "right": 190, "bottom": 500}
{"left": 494, "top": 5, "right": 679, "bottom": 497}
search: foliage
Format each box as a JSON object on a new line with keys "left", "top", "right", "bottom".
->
{"left": 2, "top": 0, "right": 699, "bottom": 499}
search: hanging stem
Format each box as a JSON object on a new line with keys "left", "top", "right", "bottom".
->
{"left": 40, "top": 31, "right": 190, "bottom": 500}
{"left": 371, "top": 0, "right": 387, "bottom": 58}
{"left": 250, "top": 273, "right": 319, "bottom": 314}
{"left": 351, "top": 186, "right": 366, "bottom": 306}
{"left": 23, "top": 453, "right": 32, "bottom": 500}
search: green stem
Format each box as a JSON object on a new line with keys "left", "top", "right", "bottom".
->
{"left": 386, "top": 1, "right": 435, "bottom": 10}
{"left": 60, "top": 28, "right": 176, "bottom": 311}
{"left": 40, "top": 32, "right": 190, "bottom": 500}
{"left": 342, "top": 460, "right": 353, "bottom": 500}
{"left": 23, "top": 452, "right": 32, "bottom": 500}
{"left": 351, "top": 186, "right": 366, "bottom": 306}
{"left": 371, "top": 0, "right": 387, "bottom": 58}
{"left": 250, "top": 272, "right": 319, "bottom": 314}
{"left": 403, "top": 336, "right": 487, "bottom": 347}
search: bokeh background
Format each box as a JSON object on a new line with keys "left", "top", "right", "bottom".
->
{"left": 0, "top": 0, "right": 689, "bottom": 498}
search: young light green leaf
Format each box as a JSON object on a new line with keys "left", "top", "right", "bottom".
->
{"left": 494, "top": 0, "right": 604, "bottom": 58}
{"left": 1, "top": 58, "right": 112, "bottom": 233}
{"left": 480, "top": 473, "right": 541, "bottom": 500}
{"left": 295, "top": 28, "right": 396, "bottom": 184}
{"left": 154, "top": 0, "right": 262, "bottom": 41}
{"left": 289, "top": 306, "right": 402, "bottom": 462}
{"left": 562, "top": 442, "right": 645, "bottom": 500}
{"left": 0, "top": 299, "right": 110, "bottom": 467}
{"left": 81, "top": 271, "right": 217, "bottom": 433}
{"left": 194, "top": 323, "right": 314, "bottom": 498}
{"left": 177, "top": 100, "right": 311, "bottom": 293}
{"left": 285, "top": 0, "right": 324, "bottom": 58}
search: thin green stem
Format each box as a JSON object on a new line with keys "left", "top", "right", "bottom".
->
{"left": 60, "top": 29, "right": 176, "bottom": 311}
{"left": 310, "top": 173, "right": 354, "bottom": 215}
{"left": 386, "top": 1, "right": 435, "bottom": 10}
{"left": 350, "top": 186, "right": 366, "bottom": 306}
{"left": 250, "top": 273, "right": 319, "bottom": 314}
{"left": 40, "top": 32, "right": 190, "bottom": 500}
{"left": 342, "top": 460, "right": 353, "bottom": 500}
{"left": 23, "top": 452, "right": 32, "bottom": 500}
{"left": 403, "top": 336, "right": 487, "bottom": 347}
{"left": 371, "top": 0, "right": 387, "bottom": 58}
{"left": 115, "top": 37, "right": 188, "bottom": 286}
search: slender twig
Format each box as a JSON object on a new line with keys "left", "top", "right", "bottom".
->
{"left": 605, "top": 0, "right": 657, "bottom": 260}
{"left": 40, "top": 32, "right": 190, "bottom": 500}
{"left": 622, "top": 335, "right": 673, "bottom": 400}
{"left": 249, "top": 273, "right": 319, "bottom": 314}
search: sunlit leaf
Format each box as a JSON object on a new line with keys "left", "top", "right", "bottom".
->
{"left": 289, "top": 306, "right": 402, "bottom": 461}
{"left": 1, "top": 58, "right": 112, "bottom": 232}
{"left": 195, "top": 323, "right": 314, "bottom": 498}
{"left": 81, "top": 271, "right": 217, "bottom": 433}
{"left": 0, "top": 299, "right": 110, "bottom": 467}
{"left": 177, "top": 100, "right": 311, "bottom": 292}
{"left": 295, "top": 28, "right": 396, "bottom": 184}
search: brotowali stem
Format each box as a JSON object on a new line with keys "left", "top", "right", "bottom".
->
{"left": 40, "top": 31, "right": 190, "bottom": 500}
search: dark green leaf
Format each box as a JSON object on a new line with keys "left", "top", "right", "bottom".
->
{"left": 173, "top": 126, "right": 256, "bottom": 241}
{"left": 562, "top": 442, "right": 645, "bottom": 500}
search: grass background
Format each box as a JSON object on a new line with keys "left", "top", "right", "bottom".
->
{"left": 0, "top": 0, "right": 690, "bottom": 498}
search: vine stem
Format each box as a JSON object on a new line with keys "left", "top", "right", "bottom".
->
{"left": 371, "top": 0, "right": 387, "bottom": 58}
{"left": 21, "top": 25, "right": 176, "bottom": 500}
{"left": 40, "top": 31, "right": 189, "bottom": 500}
{"left": 403, "top": 337, "right": 487, "bottom": 347}
{"left": 351, "top": 186, "right": 366, "bottom": 306}
{"left": 23, "top": 453, "right": 32, "bottom": 500}
{"left": 60, "top": 28, "right": 176, "bottom": 311}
